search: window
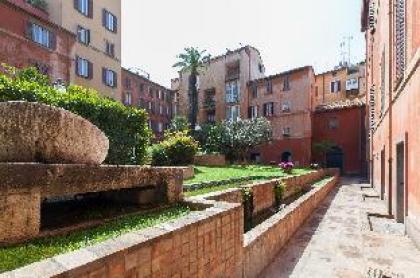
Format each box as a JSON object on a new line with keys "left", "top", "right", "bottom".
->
{"left": 395, "top": 0, "right": 406, "bottom": 82}
{"left": 282, "top": 101, "right": 291, "bottom": 113}
{"left": 27, "top": 23, "right": 55, "bottom": 49}
{"left": 76, "top": 26, "right": 90, "bottom": 45}
{"left": 124, "top": 78, "right": 131, "bottom": 89}
{"left": 283, "top": 76, "right": 290, "bottom": 91}
{"left": 380, "top": 50, "right": 386, "bottom": 114}
{"left": 157, "top": 122, "right": 163, "bottom": 133}
{"left": 139, "top": 83, "right": 145, "bottom": 93}
{"left": 315, "top": 86, "right": 319, "bottom": 97}
{"left": 149, "top": 87, "right": 153, "bottom": 98}
{"left": 265, "top": 79, "right": 273, "bottom": 94}
{"left": 76, "top": 56, "right": 92, "bottom": 79}
{"left": 102, "top": 68, "right": 117, "bottom": 87}
{"left": 124, "top": 92, "right": 132, "bottom": 106}
{"left": 263, "top": 102, "right": 274, "bottom": 117}
{"left": 251, "top": 82, "right": 258, "bottom": 98}
{"left": 330, "top": 80, "right": 341, "bottom": 93}
{"left": 207, "top": 110, "right": 216, "bottom": 123}
{"left": 328, "top": 118, "right": 339, "bottom": 129}
{"left": 105, "top": 41, "right": 115, "bottom": 57}
{"left": 74, "top": 0, "right": 92, "bottom": 17}
{"left": 226, "top": 80, "right": 240, "bottom": 103}
{"left": 226, "top": 105, "right": 240, "bottom": 121}
{"left": 248, "top": 106, "right": 258, "bottom": 119}
{"left": 283, "top": 127, "right": 291, "bottom": 137}
{"left": 258, "top": 63, "right": 264, "bottom": 73}
{"left": 103, "top": 9, "right": 117, "bottom": 32}
{"left": 159, "top": 104, "right": 163, "bottom": 115}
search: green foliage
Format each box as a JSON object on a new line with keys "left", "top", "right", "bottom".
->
{"left": 151, "top": 131, "right": 199, "bottom": 166}
{"left": 168, "top": 116, "right": 190, "bottom": 133}
{"left": 26, "top": 0, "right": 48, "bottom": 10}
{"left": 313, "top": 140, "right": 337, "bottom": 166}
{"left": 0, "top": 205, "right": 190, "bottom": 272}
{"left": 0, "top": 66, "right": 150, "bottom": 165}
{"left": 274, "top": 181, "right": 286, "bottom": 206}
{"left": 196, "top": 118, "right": 272, "bottom": 162}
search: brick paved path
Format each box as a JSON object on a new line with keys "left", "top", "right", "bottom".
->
{"left": 260, "top": 177, "right": 420, "bottom": 278}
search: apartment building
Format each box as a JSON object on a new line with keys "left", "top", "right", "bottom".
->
{"left": 122, "top": 68, "right": 176, "bottom": 139}
{"left": 44, "top": 0, "right": 121, "bottom": 100}
{"left": 0, "top": 0, "right": 76, "bottom": 83}
{"left": 247, "top": 66, "right": 315, "bottom": 165}
{"left": 172, "top": 46, "right": 266, "bottom": 125}
{"left": 313, "top": 62, "right": 366, "bottom": 108}
{"left": 361, "top": 0, "right": 420, "bottom": 245}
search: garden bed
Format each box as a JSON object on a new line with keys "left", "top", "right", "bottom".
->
{"left": 0, "top": 205, "right": 191, "bottom": 273}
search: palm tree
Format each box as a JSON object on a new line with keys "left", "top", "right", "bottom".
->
{"left": 173, "top": 47, "right": 210, "bottom": 131}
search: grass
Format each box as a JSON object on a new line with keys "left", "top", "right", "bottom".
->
{"left": 0, "top": 205, "right": 190, "bottom": 273}
{"left": 313, "top": 176, "right": 334, "bottom": 187}
{"left": 185, "top": 165, "right": 312, "bottom": 185}
{"left": 185, "top": 182, "right": 246, "bottom": 197}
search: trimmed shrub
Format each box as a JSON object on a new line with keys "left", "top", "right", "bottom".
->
{"left": 0, "top": 66, "right": 151, "bottom": 165}
{"left": 151, "top": 131, "right": 199, "bottom": 166}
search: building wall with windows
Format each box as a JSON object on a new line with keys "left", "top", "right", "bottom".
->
{"left": 247, "top": 66, "right": 314, "bottom": 165}
{"left": 172, "top": 46, "right": 266, "bottom": 126}
{"left": 313, "top": 62, "right": 366, "bottom": 108}
{"left": 44, "top": 0, "right": 121, "bottom": 100}
{"left": 361, "top": 0, "right": 420, "bottom": 246}
{"left": 0, "top": 0, "right": 76, "bottom": 82}
{"left": 122, "top": 68, "right": 176, "bottom": 140}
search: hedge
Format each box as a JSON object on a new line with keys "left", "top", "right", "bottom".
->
{"left": 0, "top": 67, "right": 151, "bottom": 165}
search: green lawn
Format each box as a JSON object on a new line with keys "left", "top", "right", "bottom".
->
{"left": 0, "top": 205, "right": 190, "bottom": 273}
{"left": 185, "top": 165, "right": 312, "bottom": 185}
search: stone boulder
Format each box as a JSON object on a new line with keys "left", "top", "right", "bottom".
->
{"left": 0, "top": 101, "right": 109, "bottom": 164}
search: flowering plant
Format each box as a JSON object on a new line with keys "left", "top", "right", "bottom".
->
{"left": 310, "top": 163, "right": 320, "bottom": 169}
{"left": 279, "top": 161, "right": 294, "bottom": 174}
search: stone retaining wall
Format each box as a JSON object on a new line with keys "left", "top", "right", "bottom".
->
{"left": 194, "top": 154, "right": 226, "bottom": 166}
{"left": 179, "top": 165, "right": 195, "bottom": 180}
{"left": 3, "top": 200, "right": 244, "bottom": 278}
{"left": 0, "top": 163, "right": 184, "bottom": 243}
{"left": 242, "top": 174, "right": 339, "bottom": 278}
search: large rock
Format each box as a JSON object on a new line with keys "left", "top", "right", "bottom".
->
{"left": 0, "top": 101, "right": 109, "bottom": 164}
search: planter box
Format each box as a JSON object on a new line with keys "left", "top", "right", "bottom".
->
{"left": 194, "top": 154, "right": 226, "bottom": 166}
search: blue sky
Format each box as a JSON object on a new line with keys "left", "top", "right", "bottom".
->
{"left": 122, "top": 0, "right": 365, "bottom": 87}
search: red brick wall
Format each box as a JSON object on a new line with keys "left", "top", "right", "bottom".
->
{"left": 0, "top": 2, "right": 75, "bottom": 82}
{"left": 256, "top": 137, "right": 312, "bottom": 166}
{"left": 313, "top": 107, "right": 367, "bottom": 175}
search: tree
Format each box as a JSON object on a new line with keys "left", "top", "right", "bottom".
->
{"left": 313, "top": 140, "right": 336, "bottom": 166}
{"left": 168, "top": 116, "right": 190, "bottom": 133}
{"left": 173, "top": 47, "right": 210, "bottom": 131}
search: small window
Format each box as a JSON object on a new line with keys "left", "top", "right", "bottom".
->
{"left": 283, "top": 76, "right": 290, "bottom": 91}
{"left": 282, "top": 101, "right": 291, "bottom": 113}
{"left": 207, "top": 110, "right": 216, "bottom": 123}
{"left": 124, "top": 78, "right": 131, "bottom": 89}
{"left": 102, "top": 68, "right": 117, "bottom": 87}
{"left": 76, "top": 56, "right": 92, "bottom": 79}
{"left": 263, "top": 102, "right": 274, "bottom": 117}
{"left": 105, "top": 41, "right": 115, "bottom": 57}
{"left": 226, "top": 105, "right": 240, "bottom": 121}
{"left": 139, "top": 83, "right": 145, "bottom": 93}
{"left": 251, "top": 82, "right": 258, "bottom": 98}
{"left": 330, "top": 80, "right": 341, "bottom": 93}
{"left": 27, "top": 23, "right": 55, "bottom": 49}
{"left": 258, "top": 63, "right": 264, "bottom": 73}
{"left": 328, "top": 118, "right": 339, "bottom": 129}
{"left": 77, "top": 26, "right": 90, "bottom": 45}
{"left": 75, "top": 0, "right": 92, "bottom": 17}
{"left": 124, "top": 92, "right": 132, "bottom": 106}
{"left": 248, "top": 106, "right": 258, "bottom": 119}
{"left": 283, "top": 127, "right": 291, "bottom": 137}
{"left": 265, "top": 79, "right": 273, "bottom": 94}
{"left": 103, "top": 9, "right": 117, "bottom": 32}
{"left": 157, "top": 122, "right": 163, "bottom": 133}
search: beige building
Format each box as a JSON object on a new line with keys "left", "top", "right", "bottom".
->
{"left": 172, "top": 46, "right": 266, "bottom": 125}
{"left": 313, "top": 62, "right": 366, "bottom": 108}
{"left": 45, "top": 0, "right": 121, "bottom": 100}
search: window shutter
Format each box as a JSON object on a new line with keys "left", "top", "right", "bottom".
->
{"left": 49, "top": 32, "right": 57, "bottom": 50}
{"left": 113, "top": 71, "right": 117, "bottom": 88}
{"left": 330, "top": 82, "right": 334, "bottom": 92}
{"left": 395, "top": 0, "right": 406, "bottom": 81}
{"left": 113, "top": 16, "right": 118, "bottom": 33}
{"left": 87, "top": 29, "right": 91, "bottom": 45}
{"left": 337, "top": 81, "right": 341, "bottom": 92}
{"left": 102, "top": 9, "right": 107, "bottom": 27}
{"left": 88, "top": 0, "right": 93, "bottom": 18}
{"left": 248, "top": 107, "right": 252, "bottom": 118}
{"left": 74, "top": 0, "right": 78, "bottom": 10}
{"left": 75, "top": 56, "right": 79, "bottom": 76}
{"left": 88, "top": 61, "right": 93, "bottom": 80}
{"left": 25, "top": 22, "right": 33, "bottom": 40}
{"left": 102, "top": 68, "right": 106, "bottom": 84}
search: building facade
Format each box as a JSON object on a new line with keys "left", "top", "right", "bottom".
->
{"left": 172, "top": 46, "right": 266, "bottom": 125}
{"left": 361, "top": 0, "right": 420, "bottom": 246}
{"left": 0, "top": 0, "right": 76, "bottom": 83}
{"left": 122, "top": 68, "right": 176, "bottom": 139}
{"left": 44, "top": 0, "right": 121, "bottom": 100}
{"left": 312, "top": 102, "right": 367, "bottom": 175}
{"left": 313, "top": 62, "right": 366, "bottom": 107}
{"left": 247, "top": 66, "right": 315, "bottom": 165}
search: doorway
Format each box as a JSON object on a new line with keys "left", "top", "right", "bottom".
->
{"left": 380, "top": 149, "right": 385, "bottom": 200}
{"left": 281, "top": 151, "right": 292, "bottom": 162}
{"left": 396, "top": 142, "right": 405, "bottom": 223}
{"left": 326, "top": 146, "right": 344, "bottom": 172}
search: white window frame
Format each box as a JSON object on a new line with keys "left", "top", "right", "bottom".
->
{"left": 250, "top": 106, "right": 258, "bottom": 119}
{"left": 225, "top": 80, "right": 240, "bottom": 103}
{"left": 330, "top": 80, "right": 341, "bottom": 93}
{"left": 76, "top": 57, "right": 89, "bottom": 78}
{"left": 77, "top": 0, "right": 89, "bottom": 16}
{"left": 226, "top": 105, "right": 240, "bottom": 122}
{"left": 125, "top": 92, "right": 132, "bottom": 105}
{"left": 77, "top": 26, "right": 89, "bottom": 45}
{"left": 31, "top": 23, "right": 51, "bottom": 48}
{"left": 104, "top": 69, "right": 115, "bottom": 87}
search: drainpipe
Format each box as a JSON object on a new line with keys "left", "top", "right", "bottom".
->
{"left": 387, "top": 0, "right": 394, "bottom": 216}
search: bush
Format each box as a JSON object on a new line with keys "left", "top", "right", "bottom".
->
{"left": 168, "top": 116, "right": 190, "bottom": 133}
{"left": 0, "top": 66, "right": 151, "bottom": 165}
{"left": 151, "top": 131, "right": 199, "bottom": 166}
